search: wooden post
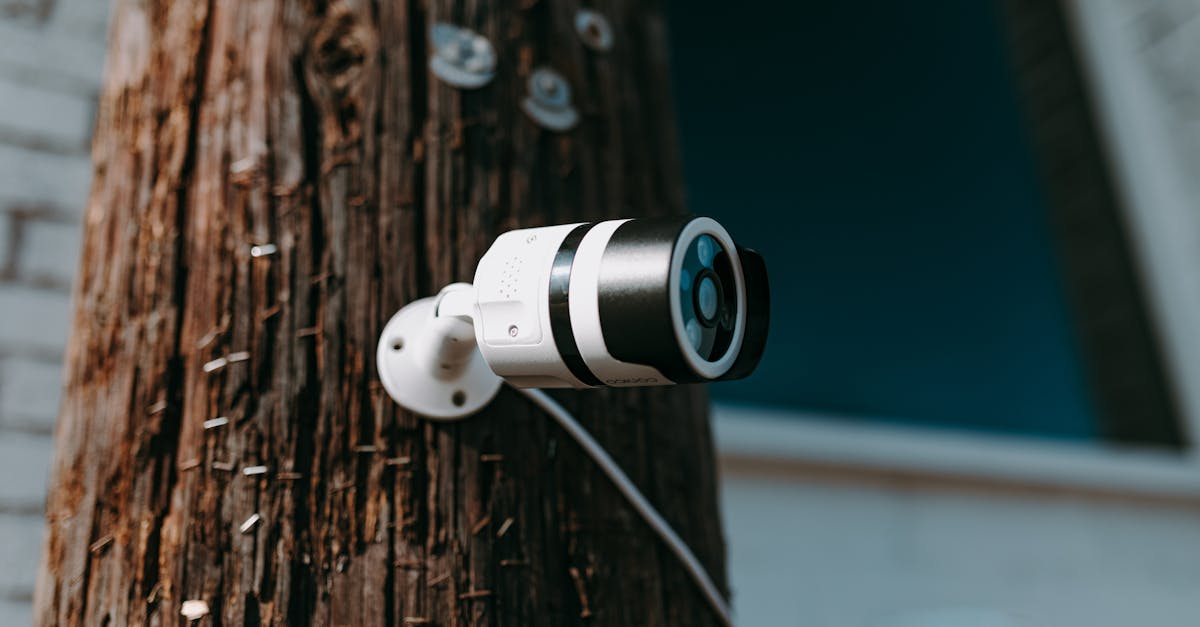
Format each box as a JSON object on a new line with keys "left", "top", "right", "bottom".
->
{"left": 34, "top": 1, "right": 728, "bottom": 625}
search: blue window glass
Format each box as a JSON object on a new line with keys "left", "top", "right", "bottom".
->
{"left": 669, "top": 1, "right": 1097, "bottom": 439}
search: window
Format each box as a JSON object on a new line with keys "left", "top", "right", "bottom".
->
{"left": 669, "top": 0, "right": 1189, "bottom": 450}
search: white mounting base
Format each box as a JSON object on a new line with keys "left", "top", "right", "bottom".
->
{"left": 376, "top": 294, "right": 501, "bottom": 420}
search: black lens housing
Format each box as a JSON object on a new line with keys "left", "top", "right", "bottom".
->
{"left": 593, "top": 216, "right": 770, "bottom": 383}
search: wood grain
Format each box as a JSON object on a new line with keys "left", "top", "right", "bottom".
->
{"left": 34, "top": 0, "right": 728, "bottom": 625}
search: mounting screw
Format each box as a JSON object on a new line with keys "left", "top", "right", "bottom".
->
{"left": 429, "top": 23, "right": 496, "bottom": 89}
{"left": 575, "top": 10, "right": 614, "bottom": 52}
{"left": 522, "top": 67, "right": 580, "bottom": 131}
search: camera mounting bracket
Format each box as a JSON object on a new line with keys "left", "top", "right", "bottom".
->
{"left": 376, "top": 283, "right": 502, "bottom": 420}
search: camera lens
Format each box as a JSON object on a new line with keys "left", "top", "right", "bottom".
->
{"left": 697, "top": 235, "right": 716, "bottom": 267}
{"left": 675, "top": 229, "right": 739, "bottom": 365}
{"left": 697, "top": 276, "right": 718, "bottom": 320}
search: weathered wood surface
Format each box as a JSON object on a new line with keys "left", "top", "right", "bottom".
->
{"left": 34, "top": 0, "right": 727, "bottom": 625}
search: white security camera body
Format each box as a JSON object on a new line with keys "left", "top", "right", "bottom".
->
{"left": 469, "top": 221, "right": 592, "bottom": 388}
{"left": 377, "top": 216, "right": 768, "bottom": 418}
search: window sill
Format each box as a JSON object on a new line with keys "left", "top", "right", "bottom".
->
{"left": 713, "top": 404, "right": 1200, "bottom": 504}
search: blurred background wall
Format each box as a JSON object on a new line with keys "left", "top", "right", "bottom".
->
{"left": 0, "top": 1, "right": 108, "bottom": 624}
{"left": 3, "top": 0, "right": 1200, "bottom": 625}
{"left": 671, "top": 0, "right": 1200, "bottom": 624}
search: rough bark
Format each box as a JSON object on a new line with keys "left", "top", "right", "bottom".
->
{"left": 34, "top": 1, "right": 727, "bottom": 625}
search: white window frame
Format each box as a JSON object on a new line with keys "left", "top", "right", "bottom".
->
{"left": 713, "top": 404, "right": 1200, "bottom": 499}
{"left": 1064, "top": 0, "right": 1200, "bottom": 448}
{"left": 714, "top": 0, "right": 1200, "bottom": 498}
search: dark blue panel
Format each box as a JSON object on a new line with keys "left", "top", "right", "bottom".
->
{"left": 668, "top": 0, "right": 1097, "bottom": 439}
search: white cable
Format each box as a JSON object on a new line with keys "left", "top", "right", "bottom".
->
{"left": 513, "top": 386, "right": 735, "bottom": 627}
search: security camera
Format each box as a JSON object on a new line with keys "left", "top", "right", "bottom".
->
{"left": 376, "top": 216, "right": 769, "bottom": 419}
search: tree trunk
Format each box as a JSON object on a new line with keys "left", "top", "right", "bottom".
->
{"left": 34, "top": 0, "right": 727, "bottom": 625}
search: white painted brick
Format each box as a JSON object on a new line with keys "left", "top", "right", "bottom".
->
{"left": 0, "top": 598, "right": 32, "bottom": 627}
{"left": 20, "top": 220, "right": 81, "bottom": 286}
{"left": 0, "top": 431, "right": 51, "bottom": 507}
{"left": 0, "top": 144, "right": 92, "bottom": 215}
{"left": 0, "top": 75, "right": 93, "bottom": 148}
{"left": 0, "top": 514, "right": 43, "bottom": 596}
{"left": 0, "top": 19, "right": 107, "bottom": 91}
{"left": 48, "top": 0, "right": 112, "bottom": 40}
{"left": 0, "top": 285, "right": 72, "bottom": 355}
{"left": 0, "top": 358, "right": 62, "bottom": 430}
{"left": 0, "top": 4, "right": 104, "bottom": 621}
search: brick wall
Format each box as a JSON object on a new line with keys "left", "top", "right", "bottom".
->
{"left": 0, "top": 0, "right": 108, "bottom": 624}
